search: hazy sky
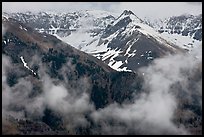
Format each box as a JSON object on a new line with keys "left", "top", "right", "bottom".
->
{"left": 2, "top": 2, "right": 202, "bottom": 19}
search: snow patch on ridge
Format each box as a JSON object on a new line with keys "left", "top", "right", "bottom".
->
{"left": 20, "top": 56, "right": 37, "bottom": 75}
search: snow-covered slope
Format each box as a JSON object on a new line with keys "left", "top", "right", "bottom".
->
{"left": 3, "top": 10, "right": 117, "bottom": 50}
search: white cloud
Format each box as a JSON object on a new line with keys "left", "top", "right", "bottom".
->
{"left": 2, "top": 24, "right": 7, "bottom": 36}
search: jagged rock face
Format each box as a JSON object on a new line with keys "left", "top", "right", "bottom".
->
{"left": 90, "top": 10, "right": 184, "bottom": 72}
{"left": 144, "top": 14, "right": 202, "bottom": 41}
{"left": 158, "top": 14, "right": 202, "bottom": 41}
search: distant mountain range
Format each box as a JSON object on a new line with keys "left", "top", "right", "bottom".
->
{"left": 144, "top": 14, "right": 202, "bottom": 48}
{"left": 145, "top": 14, "right": 202, "bottom": 41}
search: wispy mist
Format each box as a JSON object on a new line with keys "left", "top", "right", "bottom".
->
{"left": 90, "top": 45, "right": 202, "bottom": 135}
{"left": 2, "top": 41, "right": 202, "bottom": 134}
{"left": 2, "top": 55, "right": 94, "bottom": 132}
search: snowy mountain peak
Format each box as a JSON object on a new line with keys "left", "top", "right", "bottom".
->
{"left": 121, "top": 10, "right": 135, "bottom": 16}
{"left": 113, "top": 10, "right": 143, "bottom": 26}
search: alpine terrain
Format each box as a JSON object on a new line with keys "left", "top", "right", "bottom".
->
{"left": 2, "top": 8, "right": 202, "bottom": 135}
